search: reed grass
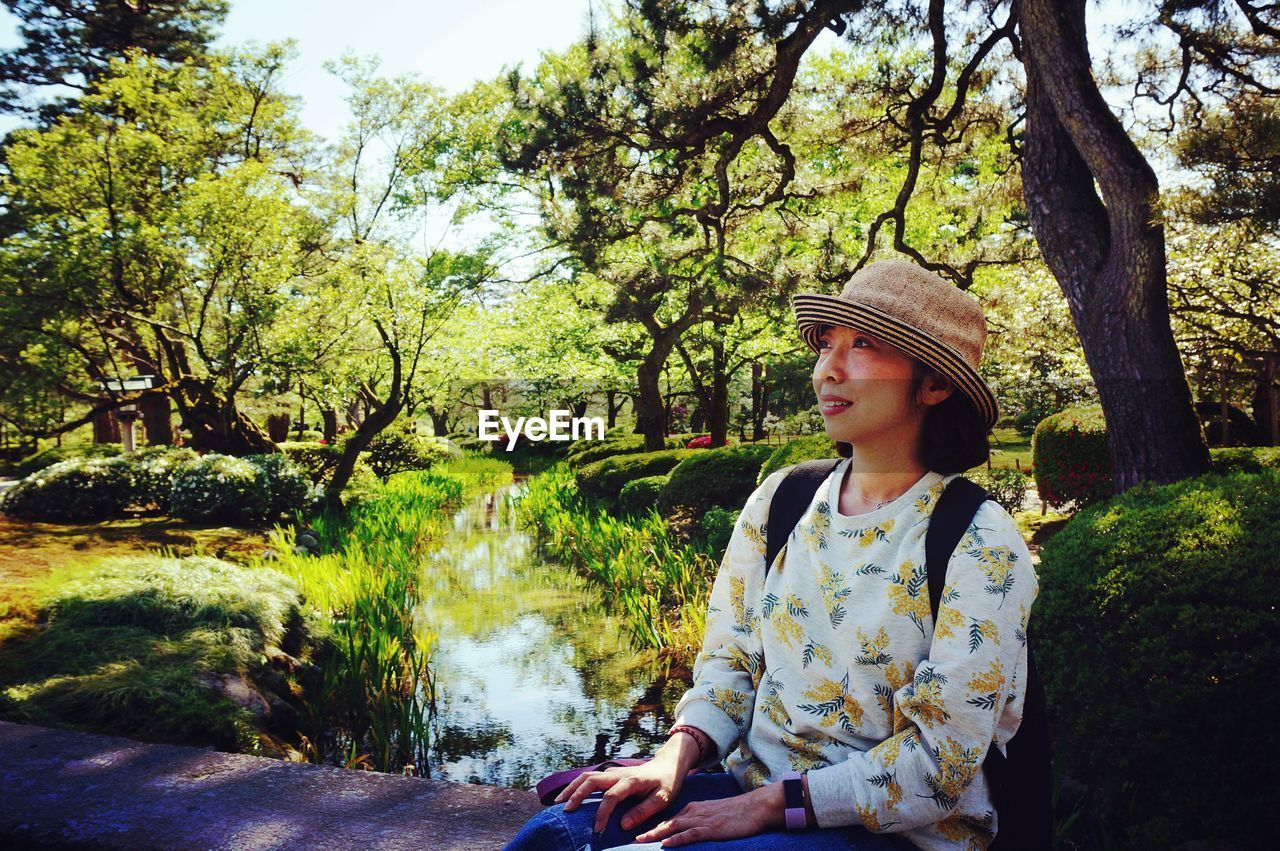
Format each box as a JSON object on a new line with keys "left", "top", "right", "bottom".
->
{"left": 515, "top": 464, "right": 716, "bottom": 661}
{"left": 254, "top": 455, "right": 513, "bottom": 775}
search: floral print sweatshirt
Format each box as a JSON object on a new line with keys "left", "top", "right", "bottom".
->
{"left": 673, "top": 462, "right": 1039, "bottom": 851}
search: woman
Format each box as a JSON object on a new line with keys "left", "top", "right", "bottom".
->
{"left": 508, "top": 260, "right": 1038, "bottom": 850}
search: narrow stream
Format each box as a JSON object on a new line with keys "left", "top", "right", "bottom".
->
{"left": 417, "top": 483, "right": 692, "bottom": 789}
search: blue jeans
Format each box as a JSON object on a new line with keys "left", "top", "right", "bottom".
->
{"left": 504, "top": 773, "right": 913, "bottom": 850}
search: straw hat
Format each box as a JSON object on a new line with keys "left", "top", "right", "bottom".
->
{"left": 793, "top": 260, "right": 999, "bottom": 430}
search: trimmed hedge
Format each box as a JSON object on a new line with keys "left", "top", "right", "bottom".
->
{"left": 279, "top": 441, "right": 341, "bottom": 484}
{"left": 566, "top": 433, "right": 697, "bottom": 468}
{"left": 619, "top": 474, "right": 668, "bottom": 516}
{"left": 129, "top": 446, "right": 200, "bottom": 511}
{"left": 243, "top": 454, "right": 311, "bottom": 518}
{"left": 1, "top": 456, "right": 134, "bottom": 521}
{"left": 1036, "top": 469, "right": 1280, "bottom": 848}
{"left": 1210, "top": 445, "right": 1280, "bottom": 474}
{"left": 363, "top": 426, "right": 453, "bottom": 479}
{"left": 757, "top": 434, "right": 839, "bottom": 483}
{"left": 661, "top": 444, "right": 776, "bottom": 515}
{"left": 170, "top": 455, "right": 271, "bottom": 523}
{"left": 10, "top": 443, "right": 122, "bottom": 478}
{"left": 575, "top": 449, "right": 693, "bottom": 507}
{"left": 1032, "top": 404, "right": 1112, "bottom": 509}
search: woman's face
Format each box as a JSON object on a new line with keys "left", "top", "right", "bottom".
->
{"left": 811, "top": 325, "right": 924, "bottom": 448}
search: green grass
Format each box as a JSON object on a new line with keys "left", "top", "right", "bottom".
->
{"left": 986, "top": 427, "right": 1034, "bottom": 472}
{"left": 0, "top": 555, "right": 304, "bottom": 752}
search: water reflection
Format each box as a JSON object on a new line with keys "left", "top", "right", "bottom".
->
{"left": 418, "top": 484, "right": 691, "bottom": 789}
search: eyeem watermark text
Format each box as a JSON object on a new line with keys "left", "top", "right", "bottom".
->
{"left": 478, "top": 410, "right": 605, "bottom": 451}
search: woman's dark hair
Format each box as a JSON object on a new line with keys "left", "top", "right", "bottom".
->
{"left": 834, "top": 360, "right": 990, "bottom": 474}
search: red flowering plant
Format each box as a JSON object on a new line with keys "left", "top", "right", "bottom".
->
{"left": 1031, "top": 404, "right": 1112, "bottom": 510}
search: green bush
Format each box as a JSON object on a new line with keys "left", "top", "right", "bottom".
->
{"left": 1032, "top": 404, "right": 1112, "bottom": 510}
{"left": 279, "top": 441, "right": 341, "bottom": 484}
{"left": 619, "top": 474, "right": 668, "bottom": 516}
{"left": 1210, "top": 445, "right": 1280, "bottom": 474}
{"left": 11, "top": 443, "right": 121, "bottom": 478}
{"left": 1036, "top": 470, "right": 1280, "bottom": 848}
{"left": 575, "top": 449, "right": 693, "bottom": 507}
{"left": 967, "top": 466, "right": 1030, "bottom": 514}
{"left": 244, "top": 454, "right": 312, "bottom": 518}
{"left": 362, "top": 423, "right": 453, "bottom": 479}
{"left": 757, "top": 433, "right": 839, "bottom": 483}
{"left": 661, "top": 444, "right": 776, "bottom": 515}
{"left": 699, "top": 506, "right": 738, "bottom": 555}
{"left": 170, "top": 454, "right": 271, "bottom": 524}
{"left": 129, "top": 446, "right": 200, "bottom": 511}
{"left": 1, "top": 456, "right": 134, "bottom": 521}
{"left": 566, "top": 433, "right": 695, "bottom": 468}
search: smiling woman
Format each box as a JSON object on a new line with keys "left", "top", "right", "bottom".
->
{"left": 507, "top": 262, "right": 1045, "bottom": 851}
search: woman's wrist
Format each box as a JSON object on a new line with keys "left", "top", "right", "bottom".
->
{"left": 659, "top": 726, "right": 705, "bottom": 773}
{"left": 667, "top": 723, "right": 711, "bottom": 769}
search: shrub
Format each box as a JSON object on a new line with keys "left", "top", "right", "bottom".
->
{"left": 170, "top": 454, "right": 271, "bottom": 524}
{"left": 757, "top": 433, "right": 839, "bottom": 483}
{"left": 968, "top": 466, "right": 1030, "bottom": 514}
{"left": 566, "top": 433, "right": 697, "bottom": 468}
{"left": 129, "top": 446, "right": 200, "bottom": 511}
{"left": 685, "top": 435, "right": 729, "bottom": 449}
{"left": 363, "top": 423, "right": 453, "bottom": 479}
{"left": 575, "top": 449, "right": 694, "bottom": 507}
{"left": 244, "top": 454, "right": 311, "bottom": 518}
{"left": 1, "top": 456, "right": 134, "bottom": 521}
{"left": 12, "top": 443, "right": 121, "bottom": 478}
{"left": 699, "top": 506, "right": 738, "bottom": 555}
{"left": 1210, "top": 445, "right": 1280, "bottom": 474}
{"left": 619, "top": 475, "right": 668, "bottom": 516}
{"left": 1032, "top": 404, "right": 1112, "bottom": 510}
{"left": 1036, "top": 470, "right": 1280, "bottom": 848}
{"left": 279, "top": 441, "right": 342, "bottom": 484}
{"left": 661, "top": 444, "right": 775, "bottom": 515}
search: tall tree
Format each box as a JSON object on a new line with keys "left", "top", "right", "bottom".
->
{"left": 0, "top": 0, "right": 228, "bottom": 119}
{"left": 0, "top": 46, "right": 317, "bottom": 454}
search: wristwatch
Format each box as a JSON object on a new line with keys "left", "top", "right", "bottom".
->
{"left": 781, "top": 771, "right": 807, "bottom": 830}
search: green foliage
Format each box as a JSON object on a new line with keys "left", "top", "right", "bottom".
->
{"left": 660, "top": 444, "right": 775, "bottom": 514}
{"left": 243, "top": 454, "right": 311, "bottom": 519}
{"left": 256, "top": 459, "right": 510, "bottom": 773}
{"left": 619, "top": 474, "right": 668, "bottom": 516}
{"left": 279, "top": 441, "right": 342, "bottom": 484}
{"left": 360, "top": 423, "right": 453, "bottom": 479}
{"left": 575, "top": 449, "right": 693, "bottom": 507}
{"left": 699, "top": 506, "right": 738, "bottom": 556}
{"left": 129, "top": 446, "right": 200, "bottom": 511}
{"left": 170, "top": 455, "right": 271, "bottom": 524}
{"left": 0, "top": 554, "right": 303, "bottom": 751}
{"left": 1, "top": 455, "right": 133, "bottom": 521}
{"left": 566, "top": 433, "right": 695, "bottom": 467}
{"left": 967, "top": 467, "right": 1031, "bottom": 515}
{"left": 516, "top": 465, "right": 716, "bottom": 656}
{"left": 1036, "top": 470, "right": 1280, "bottom": 848}
{"left": 1032, "top": 404, "right": 1112, "bottom": 510}
{"left": 1209, "top": 445, "right": 1280, "bottom": 474}
{"left": 757, "top": 433, "right": 838, "bottom": 483}
{"left": 10, "top": 442, "right": 122, "bottom": 478}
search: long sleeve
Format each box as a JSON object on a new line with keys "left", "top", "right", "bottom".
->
{"left": 804, "top": 500, "right": 1039, "bottom": 837}
{"left": 671, "top": 471, "right": 784, "bottom": 763}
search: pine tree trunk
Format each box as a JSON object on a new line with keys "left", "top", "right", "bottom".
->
{"left": 1019, "top": 0, "right": 1210, "bottom": 490}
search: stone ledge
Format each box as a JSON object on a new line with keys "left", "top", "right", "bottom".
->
{"left": 0, "top": 721, "right": 543, "bottom": 850}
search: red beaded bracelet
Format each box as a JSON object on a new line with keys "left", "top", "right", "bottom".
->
{"left": 668, "top": 724, "right": 709, "bottom": 765}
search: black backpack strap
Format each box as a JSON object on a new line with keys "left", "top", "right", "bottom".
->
{"left": 764, "top": 459, "right": 842, "bottom": 574}
{"left": 926, "top": 476, "right": 1053, "bottom": 850}
{"left": 924, "top": 476, "right": 990, "bottom": 618}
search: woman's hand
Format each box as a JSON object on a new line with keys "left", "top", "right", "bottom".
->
{"left": 555, "top": 734, "right": 701, "bottom": 834}
{"left": 632, "top": 782, "right": 784, "bottom": 847}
